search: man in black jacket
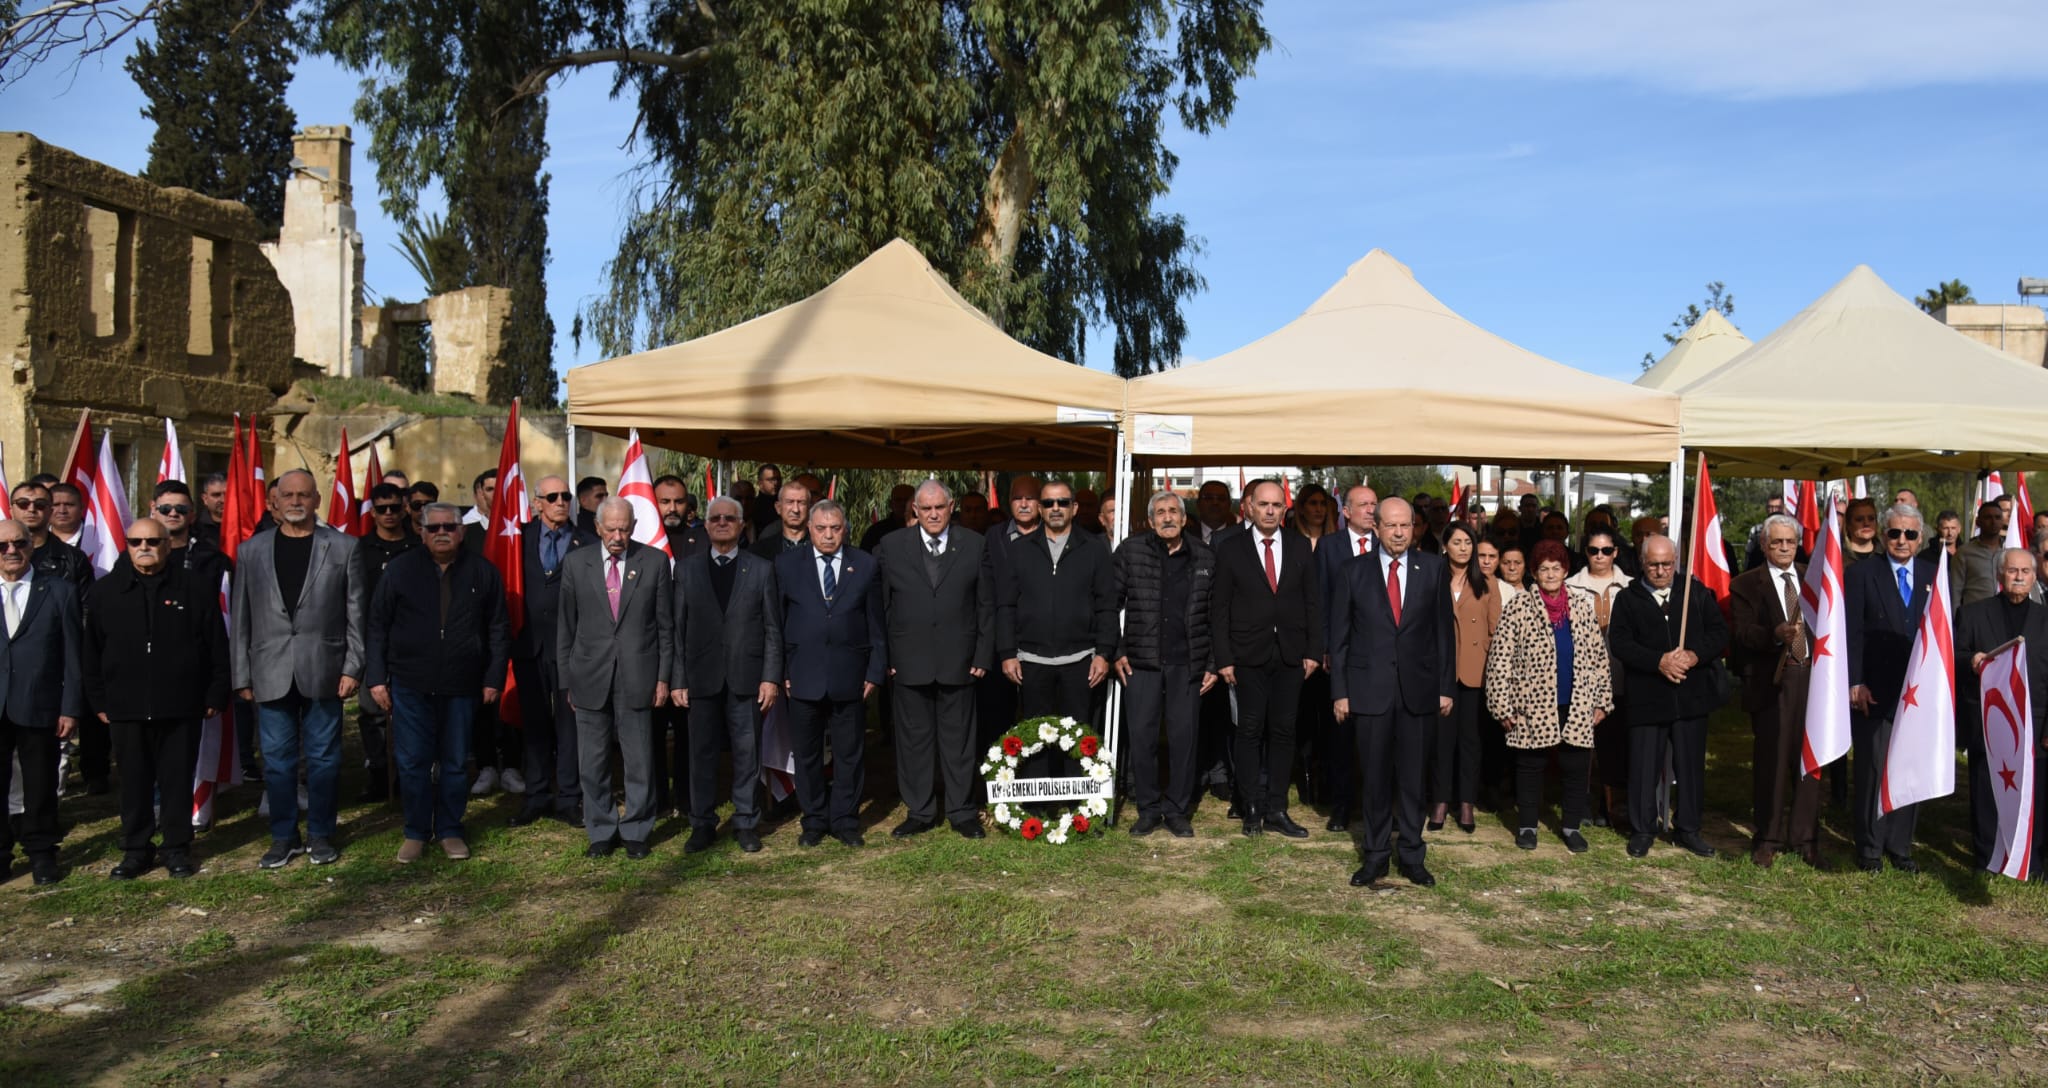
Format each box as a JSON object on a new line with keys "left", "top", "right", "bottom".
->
{"left": 997, "top": 480, "right": 1117, "bottom": 727}
{"left": 1113, "top": 492, "right": 1216, "bottom": 838}
{"left": 750, "top": 480, "right": 812, "bottom": 560}
{"left": 351, "top": 483, "right": 419, "bottom": 802}
{"left": 84, "top": 518, "right": 229, "bottom": 880}
{"left": 364, "top": 503, "right": 510, "bottom": 863}
{"left": 1954, "top": 548, "right": 2048, "bottom": 870}
{"left": 1606, "top": 535, "right": 1730, "bottom": 858}
{"left": 876, "top": 481, "right": 995, "bottom": 840}
{"left": 507, "top": 477, "right": 595, "bottom": 828}
{"left": 117, "top": 481, "right": 229, "bottom": 589}
{"left": 1214, "top": 480, "right": 1324, "bottom": 839}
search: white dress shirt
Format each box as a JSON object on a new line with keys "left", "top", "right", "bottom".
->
{"left": 1252, "top": 528, "right": 1284, "bottom": 583}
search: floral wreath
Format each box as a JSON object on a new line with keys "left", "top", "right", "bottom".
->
{"left": 980, "top": 716, "right": 1112, "bottom": 844}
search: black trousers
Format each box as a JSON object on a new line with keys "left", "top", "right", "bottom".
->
{"left": 514, "top": 654, "right": 581, "bottom": 816}
{"left": 894, "top": 680, "right": 979, "bottom": 825}
{"left": 1355, "top": 707, "right": 1431, "bottom": 871}
{"left": 1516, "top": 743, "right": 1592, "bottom": 831}
{"left": 1123, "top": 666, "right": 1199, "bottom": 819}
{"left": 1019, "top": 660, "right": 1093, "bottom": 726}
{"left": 234, "top": 700, "right": 259, "bottom": 775}
{"left": 1198, "top": 684, "right": 1237, "bottom": 795}
{"left": 0, "top": 719, "right": 60, "bottom": 858}
{"left": 1753, "top": 663, "right": 1825, "bottom": 855}
{"left": 1628, "top": 716, "right": 1706, "bottom": 837}
{"left": 78, "top": 716, "right": 111, "bottom": 783}
{"left": 1962, "top": 707, "right": 1998, "bottom": 868}
{"left": 471, "top": 700, "right": 519, "bottom": 773}
{"left": 1850, "top": 712, "right": 1918, "bottom": 863}
{"left": 357, "top": 704, "right": 391, "bottom": 774}
{"left": 788, "top": 695, "right": 865, "bottom": 833}
{"left": 650, "top": 705, "right": 687, "bottom": 811}
{"left": 687, "top": 689, "right": 762, "bottom": 830}
{"left": 1233, "top": 661, "right": 1304, "bottom": 813}
{"left": 112, "top": 717, "right": 202, "bottom": 854}
{"left": 1434, "top": 686, "right": 1484, "bottom": 807}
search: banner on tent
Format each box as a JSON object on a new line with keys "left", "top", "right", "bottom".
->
{"left": 1131, "top": 414, "right": 1195, "bottom": 457}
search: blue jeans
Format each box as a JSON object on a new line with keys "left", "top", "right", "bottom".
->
{"left": 256, "top": 692, "right": 344, "bottom": 842}
{"left": 391, "top": 686, "right": 476, "bottom": 842}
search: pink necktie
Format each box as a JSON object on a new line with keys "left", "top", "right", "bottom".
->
{"left": 606, "top": 557, "right": 622, "bottom": 620}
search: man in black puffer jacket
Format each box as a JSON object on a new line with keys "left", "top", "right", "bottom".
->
{"left": 1112, "top": 491, "right": 1216, "bottom": 838}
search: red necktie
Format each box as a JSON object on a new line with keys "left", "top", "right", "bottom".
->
{"left": 1263, "top": 536, "right": 1277, "bottom": 592}
{"left": 606, "top": 556, "right": 622, "bottom": 620}
{"left": 1387, "top": 556, "right": 1402, "bottom": 626}
{"left": 1358, "top": 536, "right": 1368, "bottom": 556}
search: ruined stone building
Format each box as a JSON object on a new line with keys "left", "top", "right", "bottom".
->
{"left": 262, "top": 125, "right": 363, "bottom": 379}
{"left": 0, "top": 131, "right": 294, "bottom": 487}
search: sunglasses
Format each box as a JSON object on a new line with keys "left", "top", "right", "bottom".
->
{"left": 1042, "top": 498, "right": 1076, "bottom": 508}
{"left": 374, "top": 503, "right": 404, "bottom": 514}
{"left": 536, "top": 491, "right": 571, "bottom": 503}
{"left": 408, "top": 500, "right": 428, "bottom": 510}
{"left": 154, "top": 504, "right": 191, "bottom": 516}
{"left": 12, "top": 498, "right": 49, "bottom": 511}
{"left": 706, "top": 514, "right": 741, "bottom": 523}
{"left": 0, "top": 540, "right": 27, "bottom": 553}
{"left": 1587, "top": 546, "right": 1617, "bottom": 556}
{"left": 126, "top": 536, "right": 164, "bottom": 548}
{"left": 423, "top": 522, "right": 462, "bottom": 535}
{"left": 1885, "top": 528, "right": 1921, "bottom": 541}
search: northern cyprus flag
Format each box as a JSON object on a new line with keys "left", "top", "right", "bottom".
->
{"left": 1881, "top": 549, "right": 1955, "bottom": 813}
{"left": 1800, "top": 501, "right": 1851, "bottom": 775}
{"left": 1979, "top": 637, "right": 2035, "bottom": 881}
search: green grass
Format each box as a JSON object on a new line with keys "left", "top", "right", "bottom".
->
{"left": 300, "top": 376, "right": 502, "bottom": 418}
{"left": 4, "top": 705, "right": 2048, "bottom": 1086}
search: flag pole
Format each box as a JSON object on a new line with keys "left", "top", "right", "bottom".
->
{"left": 61, "top": 407, "right": 91, "bottom": 479}
{"left": 1678, "top": 450, "right": 1703, "bottom": 648}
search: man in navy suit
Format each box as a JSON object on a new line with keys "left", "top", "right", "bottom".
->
{"left": 1329, "top": 497, "right": 1455, "bottom": 888}
{"left": 1846, "top": 502, "right": 1941, "bottom": 873}
{"left": 777, "top": 500, "right": 886, "bottom": 847}
{"left": 507, "top": 477, "right": 595, "bottom": 828}
{"left": 1314, "top": 484, "right": 1378, "bottom": 831}
{"left": 0, "top": 518, "right": 84, "bottom": 885}
{"left": 1210, "top": 480, "right": 1323, "bottom": 838}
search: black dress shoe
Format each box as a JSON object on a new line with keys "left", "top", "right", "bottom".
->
{"left": 624, "top": 839, "right": 652, "bottom": 860}
{"left": 0, "top": 858, "right": 12, "bottom": 883}
{"left": 1164, "top": 815, "right": 1194, "bottom": 838}
{"left": 507, "top": 808, "right": 547, "bottom": 828}
{"left": 1129, "top": 814, "right": 1162, "bottom": 837}
{"left": 1799, "top": 850, "right": 1834, "bottom": 873}
{"left": 1626, "top": 833, "right": 1654, "bottom": 858}
{"left": 1560, "top": 829, "right": 1590, "bottom": 854}
{"left": 585, "top": 839, "right": 618, "bottom": 858}
{"left": 798, "top": 829, "right": 826, "bottom": 848}
{"left": 834, "top": 829, "right": 865, "bottom": 848}
{"left": 557, "top": 805, "right": 585, "bottom": 827}
{"left": 1349, "top": 862, "right": 1388, "bottom": 887}
{"left": 1326, "top": 811, "right": 1351, "bottom": 831}
{"left": 951, "top": 820, "right": 986, "bottom": 840}
{"left": 1856, "top": 857, "right": 1884, "bottom": 873}
{"left": 84, "top": 776, "right": 110, "bottom": 796}
{"left": 1887, "top": 853, "right": 1920, "bottom": 873}
{"left": 1515, "top": 829, "right": 1539, "bottom": 851}
{"left": 1398, "top": 863, "right": 1436, "bottom": 887}
{"left": 1263, "top": 812, "right": 1310, "bottom": 839}
{"left": 30, "top": 854, "right": 62, "bottom": 885}
{"left": 1225, "top": 803, "right": 1242, "bottom": 821}
{"left": 735, "top": 828, "right": 763, "bottom": 853}
{"left": 163, "top": 853, "right": 196, "bottom": 879}
{"left": 357, "top": 780, "right": 391, "bottom": 804}
{"left": 1674, "top": 833, "right": 1717, "bottom": 859}
{"left": 891, "top": 818, "right": 936, "bottom": 839}
{"left": 684, "top": 827, "right": 716, "bottom": 854}
{"left": 110, "top": 851, "right": 155, "bottom": 880}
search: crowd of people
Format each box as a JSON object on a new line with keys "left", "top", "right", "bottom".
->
{"left": 2, "top": 459, "right": 2045, "bottom": 892}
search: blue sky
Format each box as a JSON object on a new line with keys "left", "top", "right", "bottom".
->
{"left": 4, "top": 0, "right": 2044, "bottom": 384}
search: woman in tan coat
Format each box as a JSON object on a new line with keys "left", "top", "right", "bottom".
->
{"left": 1434, "top": 523, "right": 1500, "bottom": 834}
{"left": 1484, "top": 539, "right": 1612, "bottom": 853}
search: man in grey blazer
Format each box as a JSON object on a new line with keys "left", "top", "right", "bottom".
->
{"left": 0, "top": 518, "right": 84, "bottom": 885}
{"left": 669, "top": 496, "right": 781, "bottom": 855}
{"left": 231, "top": 470, "right": 364, "bottom": 869}
{"left": 558, "top": 497, "right": 673, "bottom": 859}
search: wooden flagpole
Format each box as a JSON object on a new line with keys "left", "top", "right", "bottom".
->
{"left": 59, "top": 407, "right": 91, "bottom": 482}
{"left": 1677, "top": 450, "right": 1705, "bottom": 648}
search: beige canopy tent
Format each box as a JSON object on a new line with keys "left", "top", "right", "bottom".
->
{"left": 1636, "top": 308, "right": 1750, "bottom": 391}
{"left": 1121, "top": 249, "right": 1682, "bottom": 468}
{"left": 565, "top": 238, "right": 1126, "bottom": 470}
{"left": 1673, "top": 265, "right": 2048, "bottom": 477}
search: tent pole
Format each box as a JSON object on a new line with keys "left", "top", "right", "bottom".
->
{"left": 1667, "top": 450, "right": 1685, "bottom": 549}
{"left": 566, "top": 423, "right": 577, "bottom": 490}
{"left": 1105, "top": 424, "right": 1131, "bottom": 826}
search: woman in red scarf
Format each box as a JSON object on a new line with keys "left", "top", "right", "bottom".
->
{"left": 1483, "top": 540, "right": 1613, "bottom": 852}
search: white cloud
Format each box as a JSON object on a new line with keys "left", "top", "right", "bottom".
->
{"left": 1374, "top": 0, "right": 2047, "bottom": 99}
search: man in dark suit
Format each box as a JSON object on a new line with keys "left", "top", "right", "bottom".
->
{"left": 1729, "top": 514, "right": 1826, "bottom": 869}
{"left": 751, "top": 480, "right": 812, "bottom": 560}
{"left": 1954, "top": 548, "right": 2048, "bottom": 870}
{"left": 1329, "top": 497, "right": 1450, "bottom": 886}
{"left": 1845, "top": 502, "right": 1941, "bottom": 873}
{"left": 0, "top": 518, "right": 83, "bottom": 885}
{"left": 508, "top": 477, "right": 595, "bottom": 828}
{"left": 670, "top": 496, "right": 782, "bottom": 854}
{"left": 1314, "top": 484, "right": 1379, "bottom": 831}
{"left": 557, "top": 497, "right": 673, "bottom": 859}
{"left": 1212, "top": 480, "right": 1324, "bottom": 839}
{"left": 649, "top": 473, "right": 706, "bottom": 813}
{"left": 876, "top": 481, "right": 994, "bottom": 840}
{"left": 996, "top": 480, "right": 1117, "bottom": 726}
{"left": 776, "top": 500, "right": 886, "bottom": 847}
{"left": 1607, "top": 535, "right": 1729, "bottom": 859}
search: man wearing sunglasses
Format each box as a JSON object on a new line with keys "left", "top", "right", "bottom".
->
{"left": 0, "top": 517, "right": 84, "bottom": 885}
{"left": 349, "top": 483, "right": 420, "bottom": 802}
{"left": 11, "top": 482, "right": 93, "bottom": 593}
{"left": 84, "top": 517, "right": 228, "bottom": 881}
{"left": 507, "top": 477, "right": 596, "bottom": 828}
{"left": 996, "top": 480, "right": 1116, "bottom": 729}
{"left": 232, "top": 469, "right": 364, "bottom": 869}
{"left": 1844, "top": 502, "right": 1940, "bottom": 874}
{"left": 112, "top": 481, "right": 228, "bottom": 588}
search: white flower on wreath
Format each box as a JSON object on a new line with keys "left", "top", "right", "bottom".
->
{"left": 1088, "top": 761, "right": 1112, "bottom": 782}
{"left": 995, "top": 767, "right": 1015, "bottom": 784}
{"left": 1058, "top": 813, "right": 1073, "bottom": 830}
{"left": 1059, "top": 717, "right": 1077, "bottom": 727}
{"left": 1085, "top": 797, "right": 1108, "bottom": 817}
{"left": 994, "top": 803, "right": 1012, "bottom": 825}
{"left": 1058, "top": 736, "right": 1075, "bottom": 751}
{"left": 987, "top": 745, "right": 1003, "bottom": 762}
{"left": 1047, "top": 829, "right": 1068, "bottom": 845}
{"left": 1005, "top": 755, "right": 1018, "bottom": 769}
{"left": 1037, "top": 723, "right": 1057, "bottom": 743}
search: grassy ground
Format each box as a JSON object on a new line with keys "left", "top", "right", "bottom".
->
{"left": 5, "top": 706, "right": 2048, "bottom": 1087}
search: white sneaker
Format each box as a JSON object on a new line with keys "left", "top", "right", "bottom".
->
{"left": 470, "top": 767, "right": 499, "bottom": 796}
{"left": 500, "top": 767, "right": 526, "bottom": 793}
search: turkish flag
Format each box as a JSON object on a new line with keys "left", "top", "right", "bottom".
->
{"left": 327, "top": 425, "right": 360, "bottom": 534}
{"left": 1795, "top": 480, "right": 1822, "bottom": 555}
{"left": 1979, "top": 637, "right": 2035, "bottom": 880}
{"left": 1687, "top": 454, "right": 1733, "bottom": 605}
{"left": 1881, "top": 549, "right": 1955, "bottom": 813}
{"left": 483, "top": 401, "right": 530, "bottom": 725}
{"left": 221, "top": 415, "right": 246, "bottom": 564}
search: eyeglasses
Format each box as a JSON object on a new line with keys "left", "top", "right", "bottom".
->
{"left": 1885, "top": 528, "right": 1921, "bottom": 541}
{"left": 1587, "top": 546, "right": 1617, "bottom": 556}
{"left": 536, "top": 491, "right": 571, "bottom": 503}
{"left": 706, "top": 514, "right": 741, "bottom": 523}
{"left": 126, "top": 537, "right": 164, "bottom": 548}
{"left": 0, "top": 540, "right": 27, "bottom": 553}
{"left": 374, "top": 503, "right": 404, "bottom": 514}
{"left": 12, "top": 498, "right": 48, "bottom": 511}
{"left": 408, "top": 500, "right": 428, "bottom": 510}
{"left": 423, "top": 522, "right": 462, "bottom": 535}
{"left": 1042, "top": 498, "right": 1076, "bottom": 508}
{"left": 154, "top": 504, "right": 192, "bottom": 516}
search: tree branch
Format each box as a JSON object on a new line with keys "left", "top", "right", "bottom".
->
{"left": 1, "top": 0, "right": 166, "bottom": 80}
{"left": 497, "top": 45, "right": 717, "bottom": 118}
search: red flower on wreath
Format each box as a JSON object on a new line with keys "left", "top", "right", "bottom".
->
{"left": 1020, "top": 817, "right": 1044, "bottom": 840}
{"left": 1073, "top": 814, "right": 1090, "bottom": 833}
{"left": 1078, "top": 735, "right": 1099, "bottom": 758}
{"left": 1002, "top": 735, "right": 1024, "bottom": 757}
